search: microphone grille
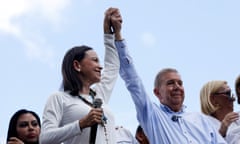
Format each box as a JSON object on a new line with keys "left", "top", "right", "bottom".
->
{"left": 93, "top": 98, "right": 102, "bottom": 108}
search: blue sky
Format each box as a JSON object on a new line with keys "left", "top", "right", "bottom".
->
{"left": 1, "top": 0, "right": 240, "bottom": 143}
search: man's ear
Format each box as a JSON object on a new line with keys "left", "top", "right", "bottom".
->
{"left": 154, "top": 88, "right": 160, "bottom": 96}
{"left": 73, "top": 60, "right": 81, "bottom": 72}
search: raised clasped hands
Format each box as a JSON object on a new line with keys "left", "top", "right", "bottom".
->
{"left": 104, "top": 7, "right": 123, "bottom": 40}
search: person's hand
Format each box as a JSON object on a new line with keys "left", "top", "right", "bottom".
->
{"left": 7, "top": 137, "right": 24, "bottom": 144}
{"left": 104, "top": 7, "right": 119, "bottom": 34}
{"left": 110, "top": 9, "right": 123, "bottom": 40}
{"left": 222, "top": 112, "right": 239, "bottom": 128}
{"left": 219, "top": 112, "right": 239, "bottom": 137}
{"left": 79, "top": 108, "right": 103, "bottom": 129}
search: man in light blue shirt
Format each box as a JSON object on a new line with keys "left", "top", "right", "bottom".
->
{"left": 110, "top": 8, "right": 226, "bottom": 144}
{"left": 114, "top": 39, "right": 226, "bottom": 144}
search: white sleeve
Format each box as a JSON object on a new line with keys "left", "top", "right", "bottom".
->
{"left": 93, "top": 34, "right": 120, "bottom": 103}
{"left": 39, "top": 92, "right": 81, "bottom": 144}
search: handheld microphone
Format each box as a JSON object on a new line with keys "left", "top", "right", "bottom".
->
{"left": 93, "top": 98, "right": 107, "bottom": 124}
{"left": 90, "top": 98, "right": 104, "bottom": 144}
{"left": 93, "top": 98, "right": 102, "bottom": 108}
{"left": 171, "top": 115, "right": 181, "bottom": 122}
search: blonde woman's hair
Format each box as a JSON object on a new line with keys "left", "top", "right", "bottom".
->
{"left": 200, "top": 80, "right": 227, "bottom": 115}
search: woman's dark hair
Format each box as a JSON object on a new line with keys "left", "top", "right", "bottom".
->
{"left": 7, "top": 109, "right": 41, "bottom": 143}
{"left": 62, "top": 45, "right": 93, "bottom": 96}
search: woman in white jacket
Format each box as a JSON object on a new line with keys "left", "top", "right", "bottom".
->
{"left": 40, "top": 7, "right": 123, "bottom": 144}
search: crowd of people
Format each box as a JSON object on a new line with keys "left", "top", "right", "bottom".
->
{"left": 6, "top": 7, "right": 240, "bottom": 144}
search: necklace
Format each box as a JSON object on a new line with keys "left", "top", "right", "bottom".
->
{"left": 77, "top": 94, "right": 94, "bottom": 107}
{"left": 77, "top": 92, "right": 109, "bottom": 144}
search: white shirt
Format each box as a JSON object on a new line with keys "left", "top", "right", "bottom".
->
{"left": 115, "top": 126, "right": 138, "bottom": 144}
{"left": 206, "top": 114, "right": 240, "bottom": 144}
{"left": 40, "top": 34, "right": 120, "bottom": 144}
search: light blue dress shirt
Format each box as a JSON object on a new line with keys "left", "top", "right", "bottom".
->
{"left": 115, "top": 40, "right": 226, "bottom": 144}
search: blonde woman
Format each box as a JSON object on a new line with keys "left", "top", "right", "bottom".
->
{"left": 200, "top": 80, "right": 240, "bottom": 144}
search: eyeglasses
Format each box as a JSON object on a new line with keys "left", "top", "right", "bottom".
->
{"left": 214, "top": 90, "right": 235, "bottom": 101}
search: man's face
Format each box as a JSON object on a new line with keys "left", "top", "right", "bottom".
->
{"left": 154, "top": 72, "right": 184, "bottom": 112}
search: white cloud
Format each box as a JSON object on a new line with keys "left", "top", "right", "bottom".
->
{"left": 0, "top": 0, "right": 70, "bottom": 33}
{"left": 140, "top": 32, "right": 157, "bottom": 48}
{"left": 22, "top": 38, "right": 55, "bottom": 68}
{"left": 0, "top": 0, "right": 70, "bottom": 67}
{"left": 34, "top": 0, "right": 70, "bottom": 27}
{"left": 0, "top": 0, "right": 30, "bottom": 35}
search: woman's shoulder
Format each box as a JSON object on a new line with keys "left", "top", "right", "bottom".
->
{"left": 47, "top": 91, "right": 73, "bottom": 101}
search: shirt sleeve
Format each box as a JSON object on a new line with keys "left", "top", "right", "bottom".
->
{"left": 115, "top": 40, "right": 153, "bottom": 123}
{"left": 93, "top": 34, "right": 120, "bottom": 104}
{"left": 39, "top": 92, "right": 82, "bottom": 144}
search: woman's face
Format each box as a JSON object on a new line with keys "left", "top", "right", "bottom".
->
{"left": 16, "top": 113, "right": 40, "bottom": 143}
{"left": 78, "top": 50, "right": 103, "bottom": 84}
{"left": 212, "top": 84, "right": 234, "bottom": 112}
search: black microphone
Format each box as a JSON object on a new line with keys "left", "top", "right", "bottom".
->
{"left": 171, "top": 115, "right": 181, "bottom": 122}
{"left": 93, "top": 98, "right": 107, "bottom": 124}
{"left": 93, "top": 98, "right": 102, "bottom": 108}
{"left": 89, "top": 98, "right": 103, "bottom": 144}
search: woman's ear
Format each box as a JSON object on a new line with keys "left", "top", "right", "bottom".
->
{"left": 73, "top": 60, "right": 81, "bottom": 72}
{"left": 210, "top": 94, "right": 218, "bottom": 106}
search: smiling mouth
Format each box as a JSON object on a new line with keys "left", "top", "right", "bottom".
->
{"left": 97, "top": 72, "right": 101, "bottom": 76}
{"left": 172, "top": 93, "right": 182, "bottom": 96}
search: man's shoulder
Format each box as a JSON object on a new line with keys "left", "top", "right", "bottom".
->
{"left": 183, "top": 112, "right": 211, "bottom": 123}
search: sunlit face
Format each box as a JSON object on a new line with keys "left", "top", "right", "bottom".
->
{"left": 154, "top": 72, "right": 184, "bottom": 112}
{"left": 77, "top": 50, "right": 103, "bottom": 84}
{"left": 16, "top": 113, "right": 40, "bottom": 143}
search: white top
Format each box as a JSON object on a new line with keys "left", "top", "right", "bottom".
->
{"left": 40, "top": 34, "right": 120, "bottom": 144}
{"left": 115, "top": 126, "right": 138, "bottom": 144}
{"left": 206, "top": 114, "right": 240, "bottom": 144}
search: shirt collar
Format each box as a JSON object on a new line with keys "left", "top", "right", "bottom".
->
{"left": 160, "top": 103, "right": 186, "bottom": 114}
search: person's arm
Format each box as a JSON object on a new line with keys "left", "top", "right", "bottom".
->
{"left": 112, "top": 9, "right": 154, "bottom": 125}
{"left": 219, "top": 112, "right": 239, "bottom": 137}
{"left": 114, "top": 38, "right": 153, "bottom": 128}
{"left": 40, "top": 93, "right": 81, "bottom": 144}
{"left": 93, "top": 8, "right": 120, "bottom": 104}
